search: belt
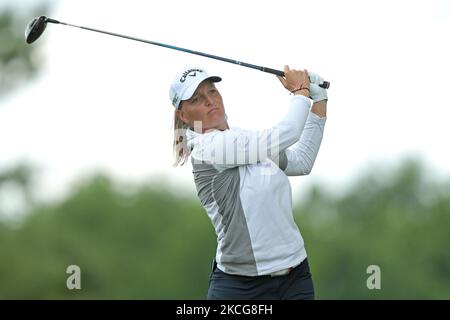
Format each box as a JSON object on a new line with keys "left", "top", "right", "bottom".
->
{"left": 270, "top": 267, "right": 293, "bottom": 277}
{"left": 212, "top": 258, "right": 305, "bottom": 277}
{"left": 269, "top": 261, "right": 302, "bottom": 277}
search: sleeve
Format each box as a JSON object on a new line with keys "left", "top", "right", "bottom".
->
{"left": 282, "top": 112, "right": 327, "bottom": 176}
{"left": 197, "top": 95, "right": 311, "bottom": 172}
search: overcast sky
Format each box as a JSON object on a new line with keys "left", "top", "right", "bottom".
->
{"left": 1, "top": 0, "right": 449, "bottom": 208}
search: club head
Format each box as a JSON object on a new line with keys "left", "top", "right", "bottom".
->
{"left": 25, "top": 16, "right": 48, "bottom": 44}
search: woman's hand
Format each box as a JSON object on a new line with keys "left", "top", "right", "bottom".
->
{"left": 276, "top": 65, "right": 310, "bottom": 97}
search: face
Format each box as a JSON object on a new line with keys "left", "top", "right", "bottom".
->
{"left": 176, "top": 80, "right": 228, "bottom": 132}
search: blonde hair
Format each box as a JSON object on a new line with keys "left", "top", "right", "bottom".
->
{"left": 173, "top": 109, "right": 191, "bottom": 167}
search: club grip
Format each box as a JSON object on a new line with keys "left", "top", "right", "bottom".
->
{"left": 263, "top": 67, "right": 330, "bottom": 89}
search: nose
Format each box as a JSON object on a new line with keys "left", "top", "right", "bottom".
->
{"left": 205, "top": 95, "right": 214, "bottom": 107}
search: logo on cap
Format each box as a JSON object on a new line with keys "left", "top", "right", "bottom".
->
{"left": 180, "top": 68, "right": 204, "bottom": 83}
{"left": 172, "top": 93, "right": 179, "bottom": 106}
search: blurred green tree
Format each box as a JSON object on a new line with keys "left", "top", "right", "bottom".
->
{"left": 0, "top": 159, "right": 449, "bottom": 299}
{"left": 0, "top": 174, "right": 217, "bottom": 299}
{"left": 0, "top": 5, "right": 47, "bottom": 99}
{"left": 297, "top": 159, "right": 450, "bottom": 299}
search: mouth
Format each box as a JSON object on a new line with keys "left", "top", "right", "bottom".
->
{"left": 208, "top": 107, "right": 219, "bottom": 115}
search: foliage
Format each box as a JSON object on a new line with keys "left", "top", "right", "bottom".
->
{"left": 297, "top": 160, "right": 450, "bottom": 299}
{"left": 0, "top": 159, "right": 449, "bottom": 299}
{"left": 0, "top": 5, "right": 47, "bottom": 98}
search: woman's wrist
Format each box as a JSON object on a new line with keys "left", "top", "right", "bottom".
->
{"left": 311, "top": 100, "right": 327, "bottom": 117}
{"left": 292, "top": 87, "right": 310, "bottom": 97}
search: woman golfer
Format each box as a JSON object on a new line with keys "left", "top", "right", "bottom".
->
{"left": 170, "top": 66, "right": 327, "bottom": 300}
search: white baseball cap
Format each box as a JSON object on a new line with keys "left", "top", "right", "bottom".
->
{"left": 169, "top": 68, "right": 221, "bottom": 109}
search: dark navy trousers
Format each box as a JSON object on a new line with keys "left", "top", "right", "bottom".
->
{"left": 207, "top": 258, "right": 315, "bottom": 300}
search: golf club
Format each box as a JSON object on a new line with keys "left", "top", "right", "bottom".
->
{"left": 25, "top": 16, "right": 330, "bottom": 89}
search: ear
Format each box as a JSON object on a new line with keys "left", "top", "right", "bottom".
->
{"left": 176, "top": 108, "right": 190, "bottom": 125}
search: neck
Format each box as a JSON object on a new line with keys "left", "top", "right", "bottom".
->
{"left": 214, "top": 121, "right": 229, "bottom": 132}
{"left": 190, "top": 121, "right": 229, "bottom": 133}
{"left": 215, "top": 121, "right": 229, "bottom": 131}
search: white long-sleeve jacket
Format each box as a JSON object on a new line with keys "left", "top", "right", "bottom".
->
{"left": 187, "top": 95, "right": 326, "bottom": 276}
